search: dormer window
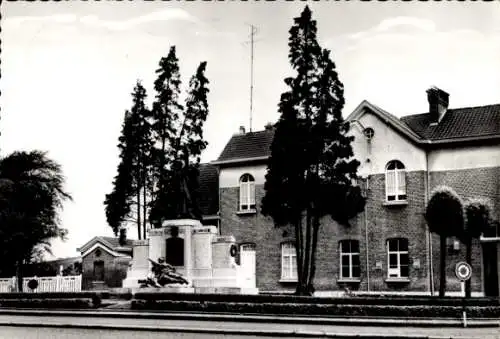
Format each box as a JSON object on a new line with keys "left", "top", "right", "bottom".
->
{"left": 239, "top": 174, "right": 256, "bottom": 212}
{"left": 385, "top": 160, "right": 406, "bottom": 202}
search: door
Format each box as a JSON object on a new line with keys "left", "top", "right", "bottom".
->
{"left": 239, "top": 243, "right": 256, "bottom": 288}
{"left": 93, "top": 261, "right": 105, "bottom": 282}
{"left": 482, "top": 242, "right": 499, "bottom": 297}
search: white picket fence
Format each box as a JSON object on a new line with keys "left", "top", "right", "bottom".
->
{"left": 0, "top": 275, "right": 82, "bottom": 293}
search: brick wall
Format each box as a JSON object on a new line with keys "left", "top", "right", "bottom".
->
{"left": 220, "top": 167, "right": 499, "bottom": 294}
{"left": 220, "top": 170, "right": 430, "bottom": 293}
{"left": 81, "top": 247, "right": 131, "bottom": 290}
{"left": 429, "top": 166, "right": 500, "bottom": 293}
{"left": 364, "top": 171, "right": 429, "bottom": 292}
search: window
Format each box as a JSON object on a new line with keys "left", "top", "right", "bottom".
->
{"left": 387, "top": 238, "right": 409, "bottom": 279}
{"left": 385, "top": 160, "right": 407, "bottom": 202}
{"left": 339, "top": 240, "right": 360, "bottom": 280}
{"left": 281, "top": 242, "right": 297, "bottom": 281}
{"left": 239, "top": 174, "right": 256, "bottom": 211}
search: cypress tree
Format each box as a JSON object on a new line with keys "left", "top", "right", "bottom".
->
{"left": 262, "top": 6, "right": 365, "bottom": 295}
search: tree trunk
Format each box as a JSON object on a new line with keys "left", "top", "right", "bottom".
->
{"left": 465, "top": 237, "right": 472, "bottom": 298}
{"left": 299, "top": 207, "right": 312, "bottom": 295}
{"left": 143, "top": 185, "right": 147, "bottom": 239}
{"left": 294, "top": 214, "right": 304, "bottom": 295}
{"left": 137, "top": 186, "right": 142, "bottom": 240}
{"left": 16, "top": 260, "right": 23, "bottom": 292}
{"left": 439, "top": 235, "right": 447, "bottom": 297}
{"left": 308, "top": 215, "right": 320, "bottom": 295}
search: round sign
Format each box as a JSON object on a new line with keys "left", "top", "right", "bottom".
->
{"left": 455, "top": 262, "right": 472, "bottom": 281}
{"left": 230, "top": 244, "right": 238, "bottom": 257}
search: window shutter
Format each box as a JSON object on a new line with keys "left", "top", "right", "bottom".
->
{"left": 240, "top": 182, "right": 248, "bottom": 209}
{"left": 386, "top": 170, "right": 396, "bottom": 197}
{"left": 396, "top": 170, "right": 406, "bottom": 195}
{"left": 249, "top": 181, "right": 256, "bottom": 206}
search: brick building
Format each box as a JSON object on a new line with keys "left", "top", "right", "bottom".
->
{"left": 77, "top": 236, "right": 133, "bottom": 290}
{"left": 209, "top": 87, "right": 500, "bottom": 296}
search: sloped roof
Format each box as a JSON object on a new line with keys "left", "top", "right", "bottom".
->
{"left": 400, "top": 104, "right": 500, "bottom": 142}
{"left": 215, "top": 129, "right": 275, "bottom": 164}
{"left": 212, "top": 101, "right": 500, "bottom": 165}
{"left": 77, "top": 236, "right": 133, "bottom": 255}
{"left": 100, "top": 236, "right": 134, "bottom": 249}
{"left": 197, "top": 163, "right": 219, "bottom": 216}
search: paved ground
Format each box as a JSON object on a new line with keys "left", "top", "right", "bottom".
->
{"left": 0, "top": 312, "right": 498, "bottom": 339}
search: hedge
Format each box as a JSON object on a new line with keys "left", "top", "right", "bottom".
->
{"left": 132, "top": 292, "right": 500, "bottom": 307}
{"left": 0, "top": 298, "right": 94, "bottom": 309}
{"left": 0, "top": 292, "right": 109, "bottom": 299}
{"left": 131, "top": 300, "right": 500, "bottom": 318}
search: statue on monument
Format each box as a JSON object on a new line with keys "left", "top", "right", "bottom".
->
{"left": 139, "top": 258, "right": 189, "bottom": 287}
{"left": 172, "top": 151, "right": 202, "bottom": 220}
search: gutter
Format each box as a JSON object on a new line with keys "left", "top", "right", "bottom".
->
{"left": 210, "top": 156, "right": 269, "bottom": 166}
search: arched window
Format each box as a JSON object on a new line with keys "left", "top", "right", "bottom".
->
{"left": 239, "top": 174, "right": 256, "bottom": 211}
{"left": 385, "top": 160, "right": 406, "bottom": 202}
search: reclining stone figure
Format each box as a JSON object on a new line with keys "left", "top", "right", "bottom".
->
{"left": 138, "top": 257, "right": 189, "bottom": 288}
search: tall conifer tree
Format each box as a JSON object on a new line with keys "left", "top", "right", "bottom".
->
{"left": 149, "top": 46, "right": 184, "bottom": 228}
{"left": 149, "top": 59, "right": 210, "bottom": 225}
{"left": 262, "top": 6, "right": 365, "bottom": 295}
{"left": 104, "top": 81, "right": 152, "bottom": 239}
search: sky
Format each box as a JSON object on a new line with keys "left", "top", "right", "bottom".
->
{"left": 1, "top": 1, "right": 499, "bottom": 260}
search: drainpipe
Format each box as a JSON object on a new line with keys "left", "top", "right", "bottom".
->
{"left": 364, "top": 177, "right": 370, "bottom": 292}
{"left": 425, "top": 151, "right": 434, "bottom": 295}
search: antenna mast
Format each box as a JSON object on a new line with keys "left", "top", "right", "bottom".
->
{"left": 249, "top": 24, "right": 258, "bottom": 132}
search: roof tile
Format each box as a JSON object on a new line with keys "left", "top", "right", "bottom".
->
{"left": 217, "top": 130, "right": 275, "bottom": 161}
{"left": 401, "top": 104, "right": 500, "bottom": 141}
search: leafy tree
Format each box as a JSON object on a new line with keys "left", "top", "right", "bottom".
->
{"left": 425, "top": 186, "right": 464, "bottom": 297}
{"left": 462, "top": 198, "right": 492, "bottom": 298}
{"left": 104, "top": 81, "right": 153, "bottom": 239}
{"left": 149, "top": 52, "right": 210, "bottom": 226}
{"left": 0, "top": 151, "right": 71, "bottom": 291}
{"left": 262, "top": 6, "right": 365, "bottom": 296}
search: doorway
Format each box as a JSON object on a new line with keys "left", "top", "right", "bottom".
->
{"left": 240, "top": 243, "right": 256, "bottom": 288}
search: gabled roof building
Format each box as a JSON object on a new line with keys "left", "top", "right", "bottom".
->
{"left": 210, "top": 87, "right": 500, "bottom": 296}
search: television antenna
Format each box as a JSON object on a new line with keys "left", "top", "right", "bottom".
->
{"left": 243, "top": 24, "right": 260, "bottom": 132}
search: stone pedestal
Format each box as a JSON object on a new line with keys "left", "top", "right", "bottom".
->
{"left": 122, "top": 240, "right": 150, "bottom": 288}
{"left": 122, "top": 219, "right": 258, "bottom": 295}
{"left": 148, "top": 219, "right": 202, "bottom": 286}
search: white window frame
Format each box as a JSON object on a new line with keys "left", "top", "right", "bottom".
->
{"left": 385, "top": 160, "right": 407, "bottom": 202}
{"left": 281, "top": 242, "right": 297, "bottom": 281}
{"left": 239, "top": 173, "right": 256, "bottom": 211}
{"left": 387, "top": 238, "right": 409, "bottom": 279}
{"left": 339, "top": 240, "right": 360, "bottom": 280}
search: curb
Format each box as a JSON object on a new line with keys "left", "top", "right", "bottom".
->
{"left": 0, "top": 308, "right": 498, "bottom": 328}
{"left": 0, "top": 321, "right": 481, "bottom": 339}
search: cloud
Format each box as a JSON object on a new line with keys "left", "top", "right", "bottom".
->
{"left": 5, "top": 13, "right": 78, "bottom": 27}
{"left": 5, "top": 8, "right": 199, "bottom": 32}
{"left": 79, "top": 8, "right": 200, "bottom": 31}
{"left": 348, "top": 16, "right": 436, "bottom": 40}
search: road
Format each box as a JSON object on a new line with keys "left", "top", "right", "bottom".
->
{"left": 0, "top": 311, "right": 498, "bottom": 339}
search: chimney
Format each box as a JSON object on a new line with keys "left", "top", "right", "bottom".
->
{"left": 239, "top": 126, "right": 246, "bottom": 134}
{"left": 426, "top": 86, "right": 449, "bottom": 123}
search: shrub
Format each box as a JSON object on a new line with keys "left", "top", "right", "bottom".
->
{"left": 130, "top": 299, "right": 500, "bottom": 318}
{"left": 0, "top": 298, "right": 93, "bottom": 309}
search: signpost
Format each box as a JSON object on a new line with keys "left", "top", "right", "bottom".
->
{"left": 455, "top": 262, "right": 472, "bottom": 328}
